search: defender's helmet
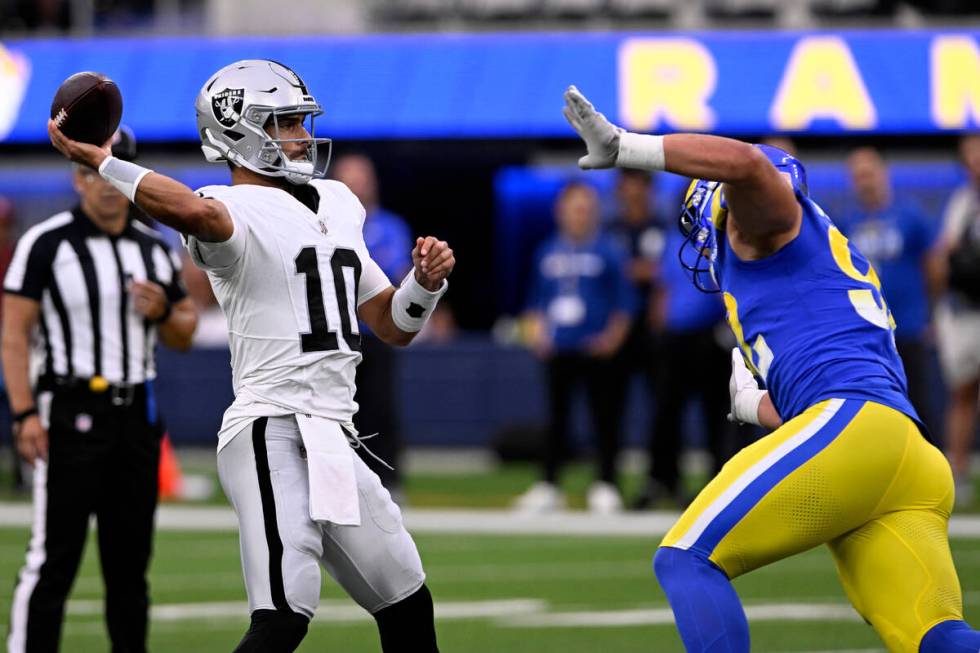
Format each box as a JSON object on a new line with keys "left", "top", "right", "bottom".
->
{"left": 677, "top": 144, "right": 808, "bottom": 293}
{"left": 195, "top": 60, "right": 331, "bottom": 185}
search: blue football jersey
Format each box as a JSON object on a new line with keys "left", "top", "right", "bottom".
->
{"left": 714, "top": 191, "right": 920, "bottom": 426}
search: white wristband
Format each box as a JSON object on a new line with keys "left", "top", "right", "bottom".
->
{"left": 731, "top": 388, "right": 767, "bottom": 427}
{"left": 98, "top": 155, "right": 153, "bottom": 202}
{"left": 616, "top": 132, "right": 666, "bottom": 171}
{"left": 390, "top": 270, "right": 448, "bottom": 333}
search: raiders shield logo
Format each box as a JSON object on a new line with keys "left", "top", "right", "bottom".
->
{"left": 212, "top": 88, "right": 244, "bottom": 128}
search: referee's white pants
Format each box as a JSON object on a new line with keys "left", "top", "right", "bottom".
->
{"left": 217, "top": 415, "right": 425, "bottom": 619}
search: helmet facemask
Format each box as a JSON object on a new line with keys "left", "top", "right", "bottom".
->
{"left": 253, "top": 107, "right": 332, "bottom": 185}
{"left": 678, "top": 180, "right": 722, "bottom": 294}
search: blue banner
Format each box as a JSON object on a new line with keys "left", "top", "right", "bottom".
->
{"left": 0, "top": 30, "right": 978, "bottom": 143}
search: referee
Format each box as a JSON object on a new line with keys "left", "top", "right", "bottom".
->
{"left": 1, "top": 127, "right": 197, "bottom": 653}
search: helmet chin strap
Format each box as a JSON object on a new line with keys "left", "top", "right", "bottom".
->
{"left": 279, "top": 139, "right": 331, "bottom": 184}
{"left": 284, "top": 162, "right": 314, "bottom": 185}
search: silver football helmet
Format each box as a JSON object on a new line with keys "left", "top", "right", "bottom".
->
{"left": 195, "top": 60, "right": 331, "bottom": 185}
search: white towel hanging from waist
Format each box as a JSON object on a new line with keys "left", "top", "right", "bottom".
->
{"left": 295, "top": 414, "right": 361, "bottom": 527}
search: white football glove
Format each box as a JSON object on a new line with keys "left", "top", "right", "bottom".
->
{"left": 728, "top": 347, "right": 767, "bottom": 427}
{"left": 562, "top": 85, "right": 623, "bottom": 170}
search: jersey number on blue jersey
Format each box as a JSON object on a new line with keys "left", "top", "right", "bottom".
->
{"left": 828, "top": 227, "right": 895, "bottom": 332}
{"left": 725, "top": 227, "right": 894, "bottom": 383}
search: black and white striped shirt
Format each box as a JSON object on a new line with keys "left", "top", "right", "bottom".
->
{"left": 3, "top": 207, "right": 187, "bottom": 385}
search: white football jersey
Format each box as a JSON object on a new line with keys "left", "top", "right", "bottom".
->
{"left": 185, "top": 180, "right": 391, "bottom": 451}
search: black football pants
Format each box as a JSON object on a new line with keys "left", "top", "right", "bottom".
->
{"left": 543, "top": 352, "right": 624, "bottom": 485}
{"left": 896, "top": 337, "right": 933, "bottom": 436}
{"left": 648, "top": 329, "right": 731, "bottom": 494}
{"left": 8, "top": 383, "right": 161, "bottom": 653}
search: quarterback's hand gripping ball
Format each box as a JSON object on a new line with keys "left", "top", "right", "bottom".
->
{"left": 48, "top": 72, "right": 122, "bottom": 170}
{"left": 50, "top": 71, "right": 122, "bottom": 145}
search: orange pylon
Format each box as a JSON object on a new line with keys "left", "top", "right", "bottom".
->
{"left": 158, "top": 433, "right": 184, "bottom": 501}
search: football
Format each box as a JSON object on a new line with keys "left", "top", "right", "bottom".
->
{"left": 49, "top": 71, "right": 123, "bottom": 146}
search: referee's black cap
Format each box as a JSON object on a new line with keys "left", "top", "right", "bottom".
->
{"left": 110, "top": 125, "right": 138, "bottom": 162}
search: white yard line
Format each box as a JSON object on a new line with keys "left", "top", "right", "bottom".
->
{"left": 2, "top": 503, "right": 978, "bottom": 538}
{"left": 68, "top": 596, "right": 873, "bottom": 636}
{"left": 505, "top": 603, "right": 863, "bottom": 628}
{"left": 68, "top": 598, "right": 546, "bottom": 623}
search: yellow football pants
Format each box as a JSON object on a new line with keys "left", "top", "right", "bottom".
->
{"left": 661, "top": 399, "right": 962, "bottom": 652}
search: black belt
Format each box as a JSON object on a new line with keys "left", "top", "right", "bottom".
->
{"left": 38, "top": 375, "right": 145, "bottom": 407}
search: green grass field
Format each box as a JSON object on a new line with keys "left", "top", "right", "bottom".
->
{"left": 0, "top": 526, "right": 978, "bottom": 652}
{"left": 0, "top": 458, "right": 978, "bottom": 651}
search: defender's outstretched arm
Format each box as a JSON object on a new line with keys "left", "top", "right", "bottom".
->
{"left": 563, "top": 86, "right": 800, "bottom": 239}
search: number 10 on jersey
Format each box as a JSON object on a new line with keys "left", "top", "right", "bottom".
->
{"left": 294, "top": 246, "right": 362, "bottom": 353}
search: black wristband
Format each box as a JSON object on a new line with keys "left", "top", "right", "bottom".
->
{"left": 13, "top": 407, "right": 38, "bottom": 424}
{"left": 152, "top": 300, "right": 173, "bottom": 325}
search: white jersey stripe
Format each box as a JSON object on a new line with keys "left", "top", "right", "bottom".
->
{"left": 87, "top": 238, "right": 123, "bottom": 381}
{"left": 672, "top": 399, "right": 844, "bottom": 551}
{"left": 7, "top": 461, "right": 49, "bottom": 653}
{"left": 51, "top": 240, "right": 93, "bottom": 378}
{"left": 151, "top": 243, "right": 175, "bottom": 286}
{"left": 118, "top": 240, "right": 150, "bottom": 381}
{"left": 3, "top": 212, "right": 72, "bottom": 294}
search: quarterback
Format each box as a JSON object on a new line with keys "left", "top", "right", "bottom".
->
{"left": 48, "top": 60, "right": 451, "bottom": 653}
{"left": 564, "top": 86, "right": 979, "bottom": 653}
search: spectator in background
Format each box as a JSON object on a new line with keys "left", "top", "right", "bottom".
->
{"left": 333, "top": 153, "right": 413, "bottom": 498}
{"left": 936, "top": 134, "right": 980, "bottom": 505}
{"left": 606, "top": 169, "right": 666, "bottom": 450}
{"left": 841, "top": 147, "right": 939, "bottom": 432}
{"left": 0, "top": 197, "right": 15, "bottom": 487}
{"left": 0, "top": 197, "right": 17, "bottom": 308}
{"left": 633, "top": 224, "right": 730, "bottom": 509}
{"left": 516, "top": 181, "right": 634, "bottom": 514}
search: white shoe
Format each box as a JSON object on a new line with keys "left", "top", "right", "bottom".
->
{"left": 514, "top": 482, "right": 565, "bottom": 513}
{"left": 587, "top": 481, "right": 623, "bottom": 514}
